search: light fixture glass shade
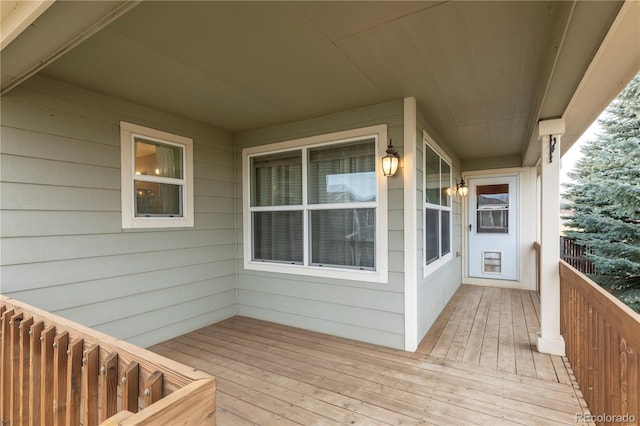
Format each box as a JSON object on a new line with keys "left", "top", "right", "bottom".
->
{"left": 382, "top": 154, "right": 399, "bottom": 177}
{"left": 382, "top": 140, "right": 400, "bottom": 177}
{"left": 456, "top": 179, "right": 469, "bottom": 197}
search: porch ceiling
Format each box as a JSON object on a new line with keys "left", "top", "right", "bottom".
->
{"left": 12, "top": 1, "right": 630, "bottom": 167}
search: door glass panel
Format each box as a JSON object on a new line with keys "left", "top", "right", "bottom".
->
{"left": 476, "top": 184, "right": 509, "bottom": 233}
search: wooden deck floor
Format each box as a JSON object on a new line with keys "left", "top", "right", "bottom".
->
{"left": 417, "top": 285, "right": 573, "bottom": 384}
{"left": 150, "top": 297, "right": 591, "bottom": 425}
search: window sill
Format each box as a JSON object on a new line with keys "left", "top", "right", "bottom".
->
{"left": 244, "top": 260, "right": 388, "bottom": 284}
{"left": 423, "top": 252, "right": 453, "bottom": 278}
{"left": 122, "top": 216, "right": 194, "bottom": 229}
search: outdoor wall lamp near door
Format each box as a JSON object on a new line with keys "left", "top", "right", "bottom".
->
{"left": 382, "top": 140, "right": 400, "bottom": 177}
{"left": 456, "top": 179, "right": 469, "bottom": 197}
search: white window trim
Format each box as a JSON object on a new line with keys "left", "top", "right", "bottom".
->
{"left": 423, "top": 131, "right": 453, "bottom": 277}
{"left": 242, "top": 125, "right": 389, "bottom": 283}
{"left": 120, "top": 121, "right": 194, "bottom": 229}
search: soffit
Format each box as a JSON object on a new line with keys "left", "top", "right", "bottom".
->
{"left": 31, "top": 1, "right": 625, "bottom": 165}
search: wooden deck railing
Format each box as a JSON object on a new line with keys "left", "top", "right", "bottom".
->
{"left": 560, "top": 236, "right": 596, "bottom": 274}
{"left": 0, "top": 295, "right": 216, "bottom": 425}
{"left": 560, "top": 262, "right": 639, "bottom": 424}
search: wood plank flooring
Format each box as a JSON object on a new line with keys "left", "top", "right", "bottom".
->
{"left": 150, "top": 306, "right": 591, "bottom": 425}
{"left": 417, "top": 285, "right": 572, "bottom": 384}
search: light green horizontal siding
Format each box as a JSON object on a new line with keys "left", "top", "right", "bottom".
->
{"left": 235, "top": 100, "right": 406, "bottom": 349}
{"left": 0, "top": 76, "right": 236, "bottom": 346}
{"left": 415, "top": 109, "right": 463, "bottom": 342}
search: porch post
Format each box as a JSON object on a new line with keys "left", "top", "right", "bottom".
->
{"left": 536, "top": 118, "right": 566, "bottom": 356}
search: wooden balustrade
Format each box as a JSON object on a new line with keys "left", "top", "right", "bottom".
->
{"left": 0, "top": 295, "right": 216, "bottom": 425}
{"left": 560, "top": 262, "right": 639, "bottom": 425}
{"left": 560, "top": 236, "right": 596, "bottom": 274}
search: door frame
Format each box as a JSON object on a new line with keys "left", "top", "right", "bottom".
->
{"left": 461, "top": 167, "right": 537, "bottom": 290}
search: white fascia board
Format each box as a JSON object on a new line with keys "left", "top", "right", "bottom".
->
{"left": 1, "top": 0, "right": 54, "bottom": 51}
{"left": 1, "top": 1, "right": 140, "bottom": 95}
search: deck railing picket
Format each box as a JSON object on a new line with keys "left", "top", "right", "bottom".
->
{"left": 41, "top": 326, "right": 56, "bottom": 425}
{"left": 0, "top": 307, "right": 6, "bottom": 424}
{"left": 560, "top": 261, "right": 640, "bottom": 425}
{"left": 29, "top": 320, "right": 44, "bottom": 426}
{"left": 66, "top": 338, "right": 83, "bottom": 426}
{"left": 83, "top": 344, "right": 99, "bottom": 426}
{"left": 53, "top": 331, "right": 69, "bottom": 426}
{"left": 0, "top": 296, "right": 216, "bottom": 425}
{"left": 101, "top": 352, "right": 119, "bottom": 421}
{"left": 144, "top": 371, "right": 164, "bottom": 407}
{"left": 10, "top": 312, "right": 24, "bottom": 425}
{"left": 19, "top": 316, "right": 33, "bottom": 424}
{"left": 122, "top": 361, "right": 140, "bottom": 413}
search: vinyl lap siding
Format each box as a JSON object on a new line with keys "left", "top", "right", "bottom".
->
{"left": 415, "top": 112, "right": 463, "bottom": 342}
{"left": 235, "top": 100, "right": 406, "bottom": 349}
{"left": 0, "top": 76, "right": 236, "bottom": 347}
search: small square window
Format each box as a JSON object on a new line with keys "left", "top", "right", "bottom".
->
{"left": 121, "top": 122, "right": 194, "bottom": 228}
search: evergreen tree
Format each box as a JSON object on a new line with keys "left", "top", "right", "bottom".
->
{"left": 563, "top": 73, "right": 640, "bottom": 312}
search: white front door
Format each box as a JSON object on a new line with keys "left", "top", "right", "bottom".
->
{"left": 468, "top": 176, "right": 518, "bottom": 280}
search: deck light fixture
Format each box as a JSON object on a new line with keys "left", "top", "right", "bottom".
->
{"left": 456, "top": 179, "right": 469, "bottom": 197}
{"left": 382, "top": 140, "right": 400, "bottom": 177}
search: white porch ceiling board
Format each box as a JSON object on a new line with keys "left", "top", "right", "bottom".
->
{"left": 333, "top": 1, "right": 552, "bottom": 159}
{"left": 17, "top": 1, "right": 631, "bottom": 166}
{"left": 40, "top": 26, "right": 273, "bottom": 131}
{"left": 293, "top": 1, "right": 443, "bottom": 41}
{"left": 42, "top": 1, "right": 387, "bottom": 131}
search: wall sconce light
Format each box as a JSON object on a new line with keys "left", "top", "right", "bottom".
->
{"left": 382, "top": 140, "right": 400, "bottom": 177}
{"left": 456, "top": 179, "right": 469, "bottom": 197}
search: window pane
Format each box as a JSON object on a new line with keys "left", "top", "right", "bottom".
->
{"left": 441, "top": 160, "right": 451, "bottom": 207}
{"left": 135, "top": 138, "right": 183, "bottom": 179}
{"left": 425, "top": 208, "right": 439, "bottom": 265}
{"left": 251, "top": 151, "right": 302, "bottom": 206}
{"left": 308, "top": 140, "right": 376, "bottom": 204}
{"left": 441, "top": 210, "right": 450, "bottom": 256}
{"left": 425, "top": 145, "right": 440, "bottom": 205}
{"left": 310, "top": 209, "right": 375, "bottom": 269}
{"left": 477, "top": 210, "right": 509, "bottom": 233}
{"left": 252, "top": 211, "right": 303, "bottom": 263}
{"left": 477, "top": 184, "right": 509, "bottom": 233}
{"left": 135, "top": 181, "right": 182, "bottom": 216}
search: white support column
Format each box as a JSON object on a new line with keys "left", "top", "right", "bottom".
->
{"left": 403, "top": 97, "right": 418, "bottom": 351}
{"left": 536, "top": 118, "right": 566, "bottom": 356}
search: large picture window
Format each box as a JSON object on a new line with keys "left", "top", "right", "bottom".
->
{"left": 243, "top": 125, "right": 388, "bottom": 283}
{"left": 424, "top": 136, "right": 453, "bottom": 273}
{"left": 120, "top": 122, "right": 194, "bottom": 228}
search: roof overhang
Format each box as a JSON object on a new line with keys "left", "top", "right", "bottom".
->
{"left": 2, "top": 1, "right": 637, "bottom": 169}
